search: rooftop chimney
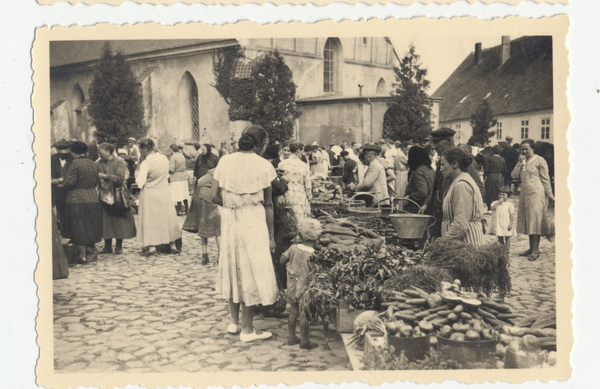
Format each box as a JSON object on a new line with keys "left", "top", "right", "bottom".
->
{"left": 501, "top": 36, "right": 511, "bottom": 66}
{"left": 474, "top": 43, "right": 483, "bottom": 65}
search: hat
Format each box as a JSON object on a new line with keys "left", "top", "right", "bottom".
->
{"left": 430, "top": 127, "right": 456, "bottom": 141}
{"left": 94, "top": 131, "right": 107, "bottom": 139}
{"left": 354, "top": 143, "right": 362, "bottom": 149}
{"left": 70, "top": 141, "right": 88, "bottom": 155}
{"left": 506, "top": 136, "right": 513, "bottom": 141}
{"left": 340, "top": 150, "right": 349, "bottom": 157}
{"left": 362, "top": 143, "right": 381, "bottom": 153}
{"left": 493, "top": 145, "right": 503, "bottom": 154}
{"left": 53, "top": 139, "right": 71, "bottom": 152}
{"left": 117, "top": 148, "right": 127, "bottom": 154}
{"left": 177, "top": 141, "right": 185, "bottom": 149}
{"left": 170, "top": 144, "right": 180, "bottom": 152}
{"left": 127, "top": 137, "right": 136, "bottom": 142}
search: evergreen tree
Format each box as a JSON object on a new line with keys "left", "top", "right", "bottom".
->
{"left": 386, "top": 44, "right": 433, "bottom": 142}
{"left": 468, "top": 100, "right": 497, "bottom": 147}
{"left": 88, "top": 43, "right": 147, "bottom": 146}
{"left": 249, "top": 50, "right": 301, "bottom": 143}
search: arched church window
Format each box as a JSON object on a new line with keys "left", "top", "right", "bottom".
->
{"left": 324, "top": 38, "right": 342, "bottom": 93}
{"left": 178, "top": 71, "right": 200, "bottom": 140}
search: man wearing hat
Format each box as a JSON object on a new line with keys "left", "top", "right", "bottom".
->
{"left": 126, "top": 137, "right": 140, "bottom": 167}
{"left": 419, "top": 128, "right": 485, "bottom": 239}
{"left": 355, "top": 143, "right": 389, "bottom": 204}
{"left": 501, "top": 136, "right": 520, "bottom": 186}
{"left": 169, "top": 143, "right": 189, "bottom": 216}
{"left": 51, "top": 139, "right": 73, "bottom": 231}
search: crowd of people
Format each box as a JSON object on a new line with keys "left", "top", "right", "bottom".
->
{"left": 50, "top": 124, "right": 555, "bottom": 346}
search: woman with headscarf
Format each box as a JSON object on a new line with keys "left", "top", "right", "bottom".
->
{"left": 194, "top": 143, "right": 220, "bottom": 183}
{"left": 210, "top": 125, "right": 278, "bottom": 342}
{"left": 484, "top": 145, "right": 508, "bottom": 211}
{"left": 136, "top": 138, "right": 182, "bottom": 257}
{"left": 403, "top": 146, "right": 434, "bottom": 214}
{"left": 97, "top": 143, "right": 137, "bottom": 255}
{"left": 60, "top": 141, "right": 103, "bottom": 264}
{"left": 511, "top": 139, "right": 555, "bottom": 261}
{"left": 439, "top": 147, "right": 486, "bottom": 248}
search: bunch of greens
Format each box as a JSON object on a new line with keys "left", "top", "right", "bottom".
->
{"left": 299, "top": 270, "right": 338, "bottom": 326}
{"left": 382, "top": 265, "right": 451, "bottom": 297}
{"left": 424, "top": 239, "right": 512, "bottom": 297}
{"left": 361, "top": 347, "right": 500, "bottom": 370}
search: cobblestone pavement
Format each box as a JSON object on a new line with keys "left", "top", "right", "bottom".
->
{"left": 53, "top": 198, "right": 555, "bottom": 373}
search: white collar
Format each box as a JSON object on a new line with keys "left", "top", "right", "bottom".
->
{"left": 297, "top": 244, "right": 315, "bottom": 254}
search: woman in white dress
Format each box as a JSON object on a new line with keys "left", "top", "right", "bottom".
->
{"left": 211, "top": 125, "right": 279, "bottom": 342}
{"left": 278, "top": 141, "right": 312, "bottom": 223}
{"left": 136, "top": 138, "right": 182, "bottom": 256}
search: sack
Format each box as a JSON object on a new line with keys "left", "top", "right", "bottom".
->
{"left": 276, "top": 205, "right": 298, "bottom": 239}
{"left": 113, "top": 187, "right": 130, "bottom": 212}
{"left": 99, "top": 180, "right": 114, "bottom": 205}
{"left": 542, "top": 200, "right": 555, "bottom": 240}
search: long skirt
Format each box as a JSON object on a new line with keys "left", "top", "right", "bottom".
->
{"left": 101, "top": 204, "right": 137, "bottom": 240}
{"left": 216, "top": 205, "right": 278, "bottom": 306}
{"left": 395, "top": 171, "right": 408, "bottom": 198}
{"left": 170, "top": 180, "right": 189, "bottom": 203}
{"left": 517, "top": 192, "right": 548, "bottom": 236}
{"left": 182, "top": 198, "right": 221, "bottom": 238}
{"left": 484, "top": 173, "right": 504, "bottom": 206}
{"left": 137, "top": 186, "right": 181, "bottom": 246}
{"left": 52, "top": 210, "right": 69, "bottom": 280}
{"left": 63, "top": 202, "right": 103, "bottom": 245}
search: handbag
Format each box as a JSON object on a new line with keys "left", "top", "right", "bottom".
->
{"left": 113, "top": 186, "right": 130, "bottom": 212}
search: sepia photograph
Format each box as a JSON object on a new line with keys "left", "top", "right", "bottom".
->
{"left": 33, "top": 17, "right": 571, "bottom": 388}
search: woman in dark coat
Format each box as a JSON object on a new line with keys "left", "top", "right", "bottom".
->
{"left": 60, "top": 141, "right": 103, "bottom": 264}
{"left": 404, "top": 146, "right": 435, "bottom": 214}
{"left": 97, "top": 143, "right": 137, "bottom": 255}
{"left": 193, "top": 143, "right": 220, "bottom": 184}
{"left": 484, "top": 145, "right": 508, "bottom": 210}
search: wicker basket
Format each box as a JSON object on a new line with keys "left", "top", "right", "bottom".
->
{"left": 346, "top": 193, "right": 381, "bottom": 219}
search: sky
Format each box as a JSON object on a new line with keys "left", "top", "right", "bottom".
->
{"left": 390, "top": 34, "right": 523, "bottom": 94}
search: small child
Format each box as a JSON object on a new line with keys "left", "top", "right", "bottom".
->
{"left": 280, "top": 218, "right": 322, "bottom": 350}
{"left": 488, "top": 186, "right": 516, "bottom": 251}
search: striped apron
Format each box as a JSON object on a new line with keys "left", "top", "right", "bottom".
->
{"left": 441, "top": 173, "right": 485, "bottom": 248}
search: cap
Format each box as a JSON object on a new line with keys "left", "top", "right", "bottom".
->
{"left": 429, "top": 127, "right": 456, "bottom": 141}
{"left": 177, "top": 141, "right": 185, "bottom": 149}
{"left": 53, "top": 139, "right": 71, "bottom": 151}
{"left": 117, "top": 148, "right": 127, "bottom": 154}
{"left": 127, "top": 137, "right": 136, "bottom": 142}
{"left": 506, "top": 136, "right": 514, "bottom": 140}
{"left": 362, "top": 143, "right": 382, "bottom": 153}
{"left": 70, "top": 141, "right": 88, "bottom": 155}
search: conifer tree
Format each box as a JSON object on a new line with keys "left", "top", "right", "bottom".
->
{"left": 468, "top": 100, "right": 497, "bottom": 147}
{"left": 249, "top": 50, "right": 301, "bottom": 143}
{"left": 88, "top": 43, "right": 147, "bottom": 146}
{"left": 386, "top": 44, "right": 433, "bottom": 142}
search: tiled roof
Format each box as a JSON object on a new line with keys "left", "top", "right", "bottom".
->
{"left": 50, "top": 40, "right": 235, "bottom": 68}
{"left": 234, "top": 61, "right": 254, "bottom": 79}
{"left": 432, "top": 36, "right": 553, "bottom": 122}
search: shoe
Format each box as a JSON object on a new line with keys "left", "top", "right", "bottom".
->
{"left": 519, "top": 249, "right": 532, "bottom": 257}
{"left": 113, "top": 248, "right": 123, "bottom": 255}
{"left": 240, "top": 329, "right": 272, "bottom": 342}
{"left": 288, "top": 337, "right": 301, "bottom": 345}
{"left": 140, "top": 246, "right": 150, "bottom": 254}
{"left": 170, "top": 248, "right": 181, "bottom": 254}
{"left": 299, "top": 341, "right": 319, "bottom": 350}
{"left": 528, "top": 253, "right": 540, "bottom": 261}
{"left": 201, "top": 253, "right": 209, "bottom": 265}
{"left": 141, "top": 250, "right": 158, "bottom": 257}
{"left": 99, "top": 247, "right": 112, "bottom": 254}
{"left": 227, "top": 323, "right": 238, "bottom": 334}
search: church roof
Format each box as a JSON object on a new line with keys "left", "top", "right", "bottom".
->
{"left": 432, "top": 36, "right": 553, "bottom": 122}
{"left": 50, "top": 39, "right": 236, "bottom": 68}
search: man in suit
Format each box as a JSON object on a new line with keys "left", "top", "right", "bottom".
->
{"left": 340, "top": 150, "right": 357, "bottom": 189}
{"left": 50, "top": 139, "right": 73, "bottom": 232}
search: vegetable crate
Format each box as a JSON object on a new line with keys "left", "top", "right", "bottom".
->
{"left": 334, "top": 301, "right": 366, "bottom": 333}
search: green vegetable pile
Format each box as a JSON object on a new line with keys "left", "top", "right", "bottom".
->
{"left": 382, "top": 265, "right": 451, "bottom": 297}
{"left": 424, "top": 240, "right": 512, "bottom": 297}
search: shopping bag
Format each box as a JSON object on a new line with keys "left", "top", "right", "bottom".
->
{"left": 113, "top": 187, "right": 130, "bottom": 212}
{"left": 98, "top": 180, "right": 114, "bottom": 205}
{"left": 542, "top": 200, "right": 555, "bottom": 241}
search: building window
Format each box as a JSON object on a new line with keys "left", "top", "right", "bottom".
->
{"left": 382, "top": 108, "right": 392, "bottom": 138}
{"left": 496, "top": 122, "right": 502, "bottom": 139}
{"left": 521, "top": 120, "right": 529, "bottom": 139}
{"left": 324, "top": 38, "right": 342, "bottom": 93}
{"left": 376, "top": 78, "right": 387, "bottom": 95}
{"left": 455, "top": 124, "right": 461, "bottom": 141}
{"left": 541, "top": 118, "right": 551, "bottom": 140}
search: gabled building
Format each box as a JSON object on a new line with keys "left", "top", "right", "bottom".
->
{"left": 50, "top": 38, "right": 422, "bottom": 149}
{"left": 433, "top": 36, "right": 553, "bottom": 145}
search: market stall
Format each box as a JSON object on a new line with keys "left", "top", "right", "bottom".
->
{"left": 303, "top": 191, "right": 556, "bottom": 370}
